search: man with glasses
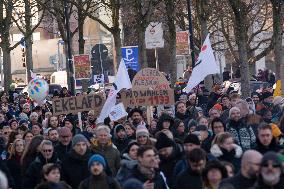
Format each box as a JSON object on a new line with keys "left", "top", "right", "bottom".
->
{"left": 173, "top": 148, "right": 207, "bottom": 189}
{"left": 219, "top": 150, "right": 263, "bottom": 189}
{"left": 22, "top": 140, "right": 60, "bottom": 189}
{"left": 250, "top": 152, "right": 284, "bottom": 189}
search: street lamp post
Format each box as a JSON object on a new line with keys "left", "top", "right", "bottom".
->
{"left": 186, "top": 0, "right": 196, "bottom": 68}
{"left": 64, "top": 0, "right": 75, "bottom": 95}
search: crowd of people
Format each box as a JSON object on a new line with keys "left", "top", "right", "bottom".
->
{"left": 0, "top": 81, "right": 284, "bottom": 189}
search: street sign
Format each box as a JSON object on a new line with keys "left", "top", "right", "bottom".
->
{"left": 121, "top": 46, "right": 140, "bottom": 71}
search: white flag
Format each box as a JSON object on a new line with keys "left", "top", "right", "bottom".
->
{"left": 185, "top": 34, "right": 219, "bottom": 93}
{"left": 30, "top": 70, "right": 37, "bottom": 79}
{"left": 97, "top": 59, "right": 132, "bottom": 123}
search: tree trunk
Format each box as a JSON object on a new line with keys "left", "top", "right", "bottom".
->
{"left": 138, "top": 25, "right": 148, "bottom": 68}
{"left": 2, "top": 48, "right": 11, "bottom": 91}
{"left": 78, "top": 5, "right": 85, "bottom": 54}
{"left": 229, "top": 0, "right": 251, "bottom": 97}
{"left": 271, "top": 1, "right": 283, "bottom": 82}
{"left": 113, "top": 29, "right": 122, "bottom": 72}
{"left": 197, "top": 0, "right": 213, "bottom": 91}
{"left": 165, "top": 0, "right": 177, "bottom": 86}
{"left": 26, "top": 37, "right": 33, "bottom": 82}
{"left": 25, "top": 0, "right": 33, "bottom": 82}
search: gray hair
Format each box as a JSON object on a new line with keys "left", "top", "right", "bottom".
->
{"left": 30, "top": 112, "right": 38, "bottom": 118}
{"left": 0, "top": 170, "right": 8, "bottom": 189}
{"left": 40, "top": 140, "right": 53, "bottom": 150}
{"left": 95, "top": 125, "right": 111, "bottom": 138}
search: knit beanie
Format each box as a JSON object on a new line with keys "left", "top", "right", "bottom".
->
{"left": 114, "top": 124, "right": 125, "bottom": 134}
{"left": 155, "top": 132, "right": 174, "bottom": 150}
{"left": 123, "top": 179, "right": 143, "bottom": 189}
{"left": 72, "top": 134, "right": 88, "bottom": 148}
{"left": 57, "top": 127, "right": 72, "bottom": 137}
{"left": 88, "top": 154, "right": 106, "bottom": 169}
{"left": 184, "top": 134, "right": 200, "bottom": 145}
{"left": 136, "top": 125, "right": 149, "bottom": 138}
{"left": 261, "top": 152, "right": 281, "bottom": 167}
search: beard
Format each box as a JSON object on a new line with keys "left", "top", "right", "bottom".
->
{"left": 261, "top": 171, "right": 281, "bottom": 186}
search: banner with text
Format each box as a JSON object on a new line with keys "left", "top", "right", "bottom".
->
{"left": 73, "top": 54, "right": 91, "bottom": 79}
{"left": 52, "top": 93, "right": 105, "bottom": 116}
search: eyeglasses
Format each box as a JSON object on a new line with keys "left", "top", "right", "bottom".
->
{"left": 43, "top": 149, "right": 53, "bottom": 153}
{"left": 262, "top": 162, "right": 281, "bottom": 168}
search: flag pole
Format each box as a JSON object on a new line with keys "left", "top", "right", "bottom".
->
{"left": 186, "top": 0, "right": 196, "bottom": 68}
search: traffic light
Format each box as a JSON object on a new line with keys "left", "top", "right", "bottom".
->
{"left": 21, "top": 47, "right": 26, "bottom": 67}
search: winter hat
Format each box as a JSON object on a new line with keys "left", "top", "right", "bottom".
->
{"left": 213, "top": 103, "right": 222, "bottom": 111}
{"left": 229, "top": 107, "right": 240, "bottom": 118}
{"left": 184, "top": 134, "right": 200, "bottom": 145}
{"left": 136, "top": 125, "right": 149, "bottom": 138}
{"left": 261, "top": 152, "right": 281, "bottom": 167}
{"left": 271, "top": 124, "right": 282, "bottom": 138}
{"left": 57, "top": 127, "right": 72, "bottom": 137}
{"left": 19, "top": 119, "right": 29, "bottom": 126}
{"left": 155, "top": 132, "right": 174, "bottom": 150}
{"left": 19, "top": 113, "right": 29, "bottom": 121}
{"left": 262, "top": 92, "right": 273, "bottom": 100}
{"left": 273, "top": 96, "right": 284, "bottom": 106}
{"left": 88, "top": 154, "right": 106, "bottom": 169}
{"left": 123, "top": 178, "right": 143, "bottom": 189}
{"left": 72, "top": 134, "right": 88, "bottom": 147}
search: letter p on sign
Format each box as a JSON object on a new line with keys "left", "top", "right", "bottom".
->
{"left": 125, "top": 48, "right": 134, "bottom": 61}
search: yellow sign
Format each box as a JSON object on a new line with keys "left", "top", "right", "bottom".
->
{"left": 273, "top": 80, "right": 284, "bottom": 97}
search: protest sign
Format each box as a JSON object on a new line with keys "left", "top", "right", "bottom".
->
{"left": 176, "top": 31, "right": 189, "bottom": 55}
{"left": 121, "top": 89, "right": 175, "bottom": 106}
{"left": 132, "top": 68, "right": 170, "bottom": 90}
{"left": 121, "top": 68, "right": 174, "bottom": 106}
{"left": 73, "top": 54, "right": 91, "bottom": 79}
{"left": 145, "top": 22, "right": 164, "bottom": 49}
{"left": 109, "top": 103, "right": 128, "bottom": 121}
{"left": 52, "top": 93, "right": 105, "bottom": 116}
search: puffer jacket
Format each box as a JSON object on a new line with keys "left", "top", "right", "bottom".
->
{"left": 226, "top": 118, "right": 256, "bottom": 151}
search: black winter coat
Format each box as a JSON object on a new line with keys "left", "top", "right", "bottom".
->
{"left": 159, "top": 143, "right": 183, "bottom": 187}
{"left": 173, "top": 167, "right": 202, "bottom": 189}
{"left": 61, "top": 149, "right": 92, "bottom": 189}
{"left": 7, "top": 154, "right": 22, "bottom": 189}
{"left": 79, "top": 173, "right": 121, "bottom": 189}
{"left": 219, "top": 172, "right": 256, "bottom": 189}
{"left": 253, "top": 138, "right": 283, "bottom": 154}
{"left": 124, "top": 165, "right": 168, "bottom": 189}
{"left": 249, "top": 176, "right": 284, "bottom": 189}
{"left": 22, "top": 153, "right": 60, "bottom": 189}
{"left": 54, "top": 142, "right": 72, "bottom": 161}
{"left": 0, "top": 160, "right": 15, "bottom": 188}
{"left": 112, "top": 137, "right": 131, "bottom": 153}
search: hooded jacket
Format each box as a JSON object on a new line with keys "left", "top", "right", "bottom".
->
{"left": 112, "top": 125, "right": 131, "bottom": 153}
{"left": 54, "top": 142, "right": 72, "bottom": 161}
{"left": 22, "top": 153, "right": 60, "bottom": 189}
{"left": 116, "top": 153, "right": 138, "bottom": 184}
{"left": 226, "top": 118, "right": 256, "bottom": 151}
{"left": 157, "top": 114, "right": 174, "bottom": 132}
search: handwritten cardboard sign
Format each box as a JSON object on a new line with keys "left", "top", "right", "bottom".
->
{"left": 121, "top": 89, "right": 175, "bottom": 106}
{"left": 176, "top": 31, "right": 189, "bottom": 55}
{"left": 52, "top": 93, "right": 105, "bottom": 116}
{"left": 132, "top": 68, "right": 170, "bottom": 90}
{"left": 109, "top": 103, "right": 128, "bottom": 121}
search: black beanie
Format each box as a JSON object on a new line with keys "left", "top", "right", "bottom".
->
{"left": 155, "top": 133, "right": 174, "bottom": 150}
{"left": 184, "top": 134, "right": 200, "bottom": 145}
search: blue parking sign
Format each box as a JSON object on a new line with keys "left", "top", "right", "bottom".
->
{"left": 121, "top": 46, "right": 140, "bottom": 71}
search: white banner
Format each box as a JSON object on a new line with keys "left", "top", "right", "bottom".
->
{"left": 145, "top": 22, "right": 164, "bottom": 49}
